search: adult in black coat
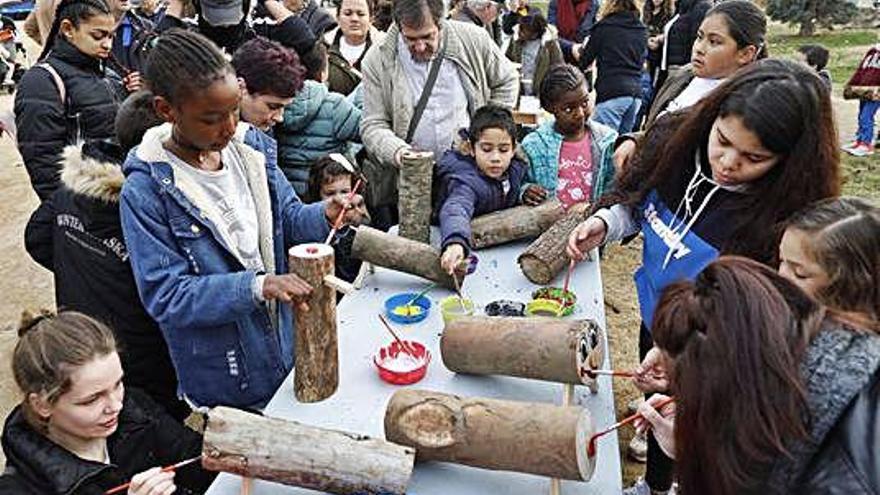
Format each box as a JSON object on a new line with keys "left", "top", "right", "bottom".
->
{"left": 14, "top": 0, "right": 134, "bottom": 202}
{"left": 659, "top": 0, "right": 710, "bottom": 75}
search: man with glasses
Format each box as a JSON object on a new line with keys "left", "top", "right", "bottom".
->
{"left": 360, "top": 0, "right": 518, "bottom": 229}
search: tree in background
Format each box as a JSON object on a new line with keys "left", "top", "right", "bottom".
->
{"left": 766, "top": 0, "right": 858, "bottom": 36}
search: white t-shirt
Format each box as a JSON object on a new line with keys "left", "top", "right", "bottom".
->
{"left": 661, "top": 76, "right": 724, "bottom": 117}
{"left": 339, "top": 36, "right": 367, "bottom": 64}
{"left": 167, "top": 146, "right": 265, "bottom": 273}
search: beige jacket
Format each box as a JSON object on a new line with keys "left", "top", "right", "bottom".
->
{"left": 360, "top": 19, "right": 519, "bottom": 168}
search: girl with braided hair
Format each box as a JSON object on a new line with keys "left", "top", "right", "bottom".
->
{"left": 14, "top": 0, "right": 141, "bottom": 202}
{"left": 120, "top": 29, "right": 364, "bottom": 410}
{"left": 0, "top": 311, "right": 214, "bottom": 494}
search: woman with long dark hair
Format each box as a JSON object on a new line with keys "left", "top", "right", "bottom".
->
{"left": 14, "top": 0, "right": 138, "bottom": 202}
{"left": 567, "top": 59, "right": 840, "bottom": 495}
{"left": 638, "top": 257, "right": 879, "bottom": 494}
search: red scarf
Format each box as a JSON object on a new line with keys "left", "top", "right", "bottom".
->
{"left": 557, "top": 0, "right": 592, "bottom": 41}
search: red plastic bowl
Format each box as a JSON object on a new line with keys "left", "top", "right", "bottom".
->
{"left": 373, "top": 340, "right": 431, "bottom": 385}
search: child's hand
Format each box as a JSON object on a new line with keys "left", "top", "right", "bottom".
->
{"left": 632, "top": 346, "right": 669, "bottom": 393}
{"left": 325, "top": 193, "right": 366, "bottom": 227}
{"left": 566, "top": 217, "right": 607, "bottom": 261}
{"left": 522, "top": 184, "right": 547, "bottom": 206}
{"left": 441, "top": 244, "right": 466, "bottom": 276}
{"left": 633, "top": 394, "right": 676, "bottom": 459}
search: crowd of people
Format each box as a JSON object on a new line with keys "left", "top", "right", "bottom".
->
{"left": 0, "top": 0, "right": 878, "bottom": 493}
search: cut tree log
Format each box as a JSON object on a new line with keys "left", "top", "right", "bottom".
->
{"left": 440, "top": 316, "right": 605, "bottom": 388}
{"left": 384, "top": 389, "right": 596, "bottom": 481}
{"left": 203, "top": 406, "right": 415, "bottom": 495}
{"left": 397, "top": 151, "right": 434, "bottom": 244}
{"left": 289, "top": 243, "right": 338, "bottom": 403}
{"left": 470, "top": 199, "right": 565, "bottom": 249}
{"left": 518, "top": 202, "right": 590, "bottom": 285}
{"left": 351, "top": 225, "right": 457, "bottom": 289}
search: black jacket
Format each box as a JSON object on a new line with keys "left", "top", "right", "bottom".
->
{"left": 663, "top": 0, "right": 710, "bottom": 68}
{"left": 765, "top": 324, "right": 880, "bottom": 494}
{"left": 0, "top": 389, "right": 214, "bottom": 494}
{"left": 14, "top": 39, "right": 125, "bottom": 202}
{"left": 24, "top": 143, "right": 188, "bottom": 422}
{"left": 579, "top": 12, "right": 647, "bottom": 102}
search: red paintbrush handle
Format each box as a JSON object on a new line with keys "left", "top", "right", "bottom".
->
{"left": 587, "top": 396, "right": 676, "bottom": 457}
{"left": 331, "top": 179, "right": 363, "bottom": 231}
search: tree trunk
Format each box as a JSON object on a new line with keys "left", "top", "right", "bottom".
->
{"left": 203, "top": 406, "right": 415, "bottom": 495}
{"left": 351, "top": 225, "right": 458, "bottom": 289}
{"left": 384, "top": 390, "right": 596, "bottom": 481}
{"left": 470, "top": 199, "right": 566, "bottom": 249}
{"left": 289, "top": 243, "right": 338, "bottom": 403}
{"left": 397, "top": 151, "right": 434, "bottom": 244}
{"left": 798, "top": 18, "right": 815, "bottom": 36}
{"left": 440, "top": 316, "right": 605, "bottom": 388}
{"left": 518, "top": 203, "right": 590, "bottom": 285}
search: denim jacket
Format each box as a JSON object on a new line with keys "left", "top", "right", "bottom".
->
{"left": 120, "top": 123, "right": 330, "bottom": 410}
{"left": 520, "top": 119, "right": 617, "bottom": 203}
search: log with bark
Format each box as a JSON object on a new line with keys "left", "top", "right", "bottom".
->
{"left": 470, "top": 199, "right": 565, "bottom": 249}
{"left": 203, "top": 406, "right": 415, "bottom": 495}
{"left": 518, "top": 202, "right": 590, "bottom": 285}
{"left": 384, "top": 390, "right": 596, "bottom": 481}
{"left": 351, "top": 225, "right": 457, "bottom": 289}
{"left": 397, "top": 151, "right": 434, "bottom": 244}
{"left": 289, "top": 243, "right": 338, "bottom": 403}
{"left": 440, "top": 316, "right": 605, "bottom": 389}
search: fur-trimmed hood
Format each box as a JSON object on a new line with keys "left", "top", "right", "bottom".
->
{"left": 60, "top": 144, "right": 125, "bottom": 203}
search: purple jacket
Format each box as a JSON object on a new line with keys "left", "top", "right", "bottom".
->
{"left": 437, "top": 149, "right": 527, "bottom": 251}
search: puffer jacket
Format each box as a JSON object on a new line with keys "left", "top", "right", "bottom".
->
{"left": 24, "top": 142, "right": 188, "bottom": 422}
{"left": 120, "top": 123, "right": 330, "bottom": 410}
{"left": 0, "top": 388, "right": 214, "bottom": 494}
{"left": 436, "top": 148, "right": 527, "bottom": 251}
{"left": 765, "top": 322, "right": 880, "bottom": 494}
{"left": 275, "top": 80, "right": 362, "bottom": 196}
{"left": 14, "top": 38, "right": 126, "bottom": 201}
{"left": 520, "top": 119, "right": 617, "bottom": 203}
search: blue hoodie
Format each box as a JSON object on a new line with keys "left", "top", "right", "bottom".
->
{"left": 120, "top": 123, "right": 330, "bottom": 410}
{"left": 436, "top": 149, "right": 528, "bottom": 252}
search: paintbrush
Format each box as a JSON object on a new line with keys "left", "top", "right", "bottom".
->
{"left": 586, "top": 396, "right": 675, "bottom": 457}
{"left": 555, "top": 259, "right": 576, "bottom": 317}
{"left": 104, "top": 456, "right": 202, "bottom": 494}
{"left": 377, "top": 314, "right": 419, "bottom": 363}
{"left": 402, "top": 283, "right": 436, "bottom": 316}
{"left": 324, "top": 178, "right": 363, "bottom": 244}
{"left": 585, "top": 369, "right": 636, "bottom": 378}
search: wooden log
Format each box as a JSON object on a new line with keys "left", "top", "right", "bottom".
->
{"left": 289, "top": 243, "right": 338, "bottom": 403}
{"left": 384, "top": 390, "right": 596, "bottom": 481}
{"left": 203, "top": 406, "right": 415, "bottom": 495}
{"left": 470, "top": 199, "right": 565, "bottom": 249}
{"left": 518, "top": 202, "right": 590, "bottom": 285}
{"left": 397, "top": 150, "right": 434, "bottom": 244}
{"left": 440, "top": 316, "right": 605, "bottom": 387}
{"left": 351, "top": 225, "right": 457, "bottom": 289}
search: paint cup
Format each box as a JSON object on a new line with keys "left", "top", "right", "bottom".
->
{"left": 440, "top": 296, "right": 475, "bottom": 325}
{"left": 525, "top": 298, "right": 565, "bottom": 318}
{"left": 531, "top": 287, "right": 577, "bottom": 317}
{"left": 373, "top": 340, "right": 431, "bottom": 385}
{"left": 384, "top": 293, "right": 432, "bottom": 324}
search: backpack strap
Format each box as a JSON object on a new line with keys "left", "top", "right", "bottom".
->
{"left": 35, "top": 62, "right": 66, "bottom": 104}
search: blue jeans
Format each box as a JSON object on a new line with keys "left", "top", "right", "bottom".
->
{"left": 592, "top": 96, "right": 643, "bottom": 134}
{"left": 856, "top": 99, "right": 880, "bottom": 144}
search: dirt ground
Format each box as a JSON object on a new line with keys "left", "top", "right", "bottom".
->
{"left": 0, "top": 55, "right": 865, "bottom": 488}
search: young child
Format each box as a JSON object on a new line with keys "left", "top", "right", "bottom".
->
{"left": 797, "top": 44, "right": 831, "bottom": 90}
{"left": 306, "top": 154, "right": 370, "bottom": 283}
{"left": 438, "top": 104, "right": 527, "bottom": 275}
{"left": 566, "top": 59, "right": 840, "bottom": 495}
{"left": 779, "top": 197, "right": 879, "bottom": 328}
{"left": 520, "top": 64, "right": 617, "bottom": 210}
{"left": 275, "top": 37, "right": 363, "bottom": 196}
{"left": 842, "top": 41, "right": 880, "bottom": 157}
{"left": 504, "top": 11, "right": 563, "bottom": 96}
{"left": 23, "top": 90, "right": 190, "bottom": 422}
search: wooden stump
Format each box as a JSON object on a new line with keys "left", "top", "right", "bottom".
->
{"left": 289, "top": 243, "right": 338, "bottom": 403}
{"left": 351, "top": 225, "right": 457, "bottom": 289}
{"left": 397, "top": 151, "right": 434, "bottom": 244}
{"left": 203, "top": 407, "right": 415, "bottom": 495}
{"left": 470, "top": 199, "right": 565, "bottom": 249}
{"left": 384, "top": 390, "right": 596, "bottom": 481}
{"left": 440, "top": 316, "right": 605, "bottom": 387}
{"left": 518, "top": 203, "right": 590, "bottom": 285}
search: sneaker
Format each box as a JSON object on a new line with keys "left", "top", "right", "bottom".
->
{"left": 628, "top": 430, "right": 648, "bottom": 463}
{"left": 845, "top": 142, "right": 875, "bottom": 157}
{"left": 622, "top": 478, "right": 671, "bottom": 495}
{"left": 842, "top": 140, "right": 860, "bottom": 153}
